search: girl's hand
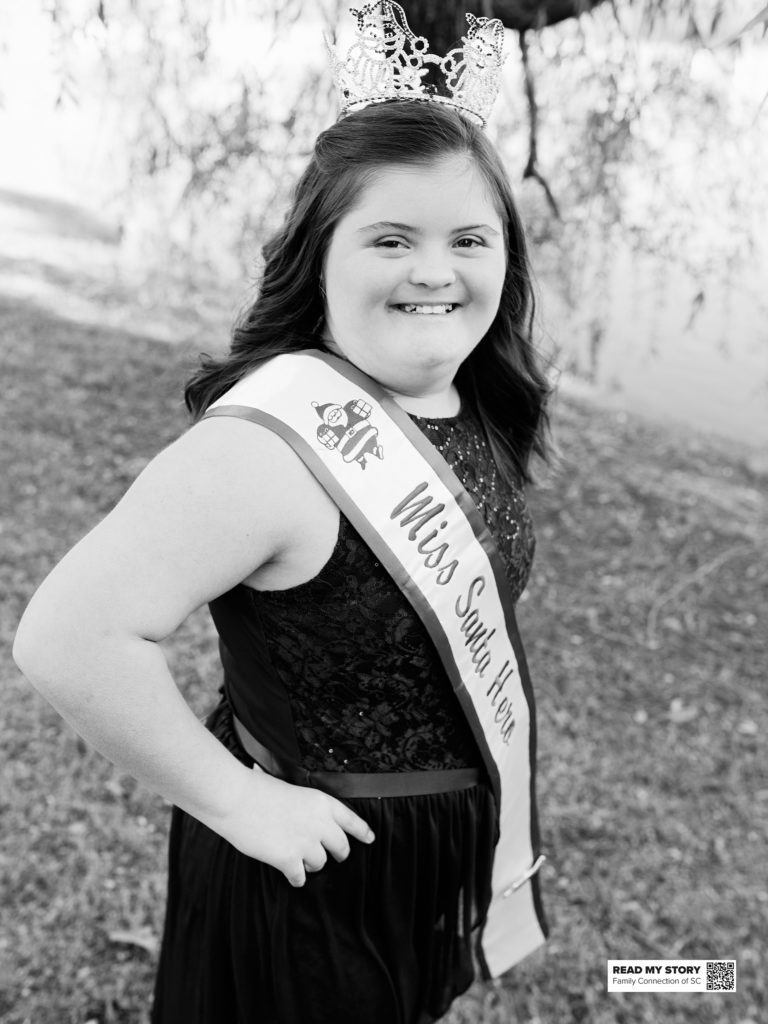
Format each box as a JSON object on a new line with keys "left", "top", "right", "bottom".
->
{"left": 211, "top": 767, "right": 375, "bottom": 888}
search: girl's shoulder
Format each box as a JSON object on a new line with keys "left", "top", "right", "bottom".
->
{"left": 205, "top": 351, "right": 312, "bottom": 413}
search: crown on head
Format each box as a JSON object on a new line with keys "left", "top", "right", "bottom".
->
{"left": 326, "top": 2, "right": 506, "bottom": 129}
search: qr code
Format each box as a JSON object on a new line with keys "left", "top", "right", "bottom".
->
{"left": 706, "top": 960, "right": 736, "bottom": 991}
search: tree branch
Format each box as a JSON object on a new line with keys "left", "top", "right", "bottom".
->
{"left": 519, "top": 30, "right": 561, "bottom": 218}
{"left": 492, "top": 0, "right": 610, "bottom": 32}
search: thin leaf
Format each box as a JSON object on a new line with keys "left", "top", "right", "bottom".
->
{"left": 108, "top": 928, "right": 159, "bottom": 955}
{"left": 668, "top": 698, "right": 699, "bottom": 725}
{"left": 719, "top": 3, "right": 768, "bottom": 45}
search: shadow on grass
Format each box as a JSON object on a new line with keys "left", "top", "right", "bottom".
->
{"left": 0, "top": 187, "right": 122, "bottom": 245}
{"left": 0, "top": 252, "right": 124, "bottom": 299}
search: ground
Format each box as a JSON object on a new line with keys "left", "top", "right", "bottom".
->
{"left": 0, "top": 190, "right": 765, "bottom": 1024}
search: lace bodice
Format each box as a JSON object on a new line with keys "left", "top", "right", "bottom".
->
{"left": 216, "top": 407, "right": 535, "bottom": 772}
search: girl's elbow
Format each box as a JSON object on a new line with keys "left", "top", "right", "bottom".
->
{"left": 13, "top": 595, "right": 78, "bottom": 685}
{"left": 13, "top": 608, "right": 56, "bottom": 682}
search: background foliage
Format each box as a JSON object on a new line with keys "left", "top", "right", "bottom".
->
{"left": 13, "top": 0, "right": 764, "bottom": 390}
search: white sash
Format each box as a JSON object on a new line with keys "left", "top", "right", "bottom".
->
{"left": 206, "top": 350, "right": 547, "bottom": 977}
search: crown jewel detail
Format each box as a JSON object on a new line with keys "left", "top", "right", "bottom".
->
{"left": 327, "top": 2, "right": 506, "bottom": 128}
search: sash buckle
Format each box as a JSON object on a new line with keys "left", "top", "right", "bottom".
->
{"left": 502, "top": 854, "right": 547, "bottom": 897}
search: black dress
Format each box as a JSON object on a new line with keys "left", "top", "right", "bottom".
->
{"left": 151, "top": 409, "right": 536, "bottom": 1024}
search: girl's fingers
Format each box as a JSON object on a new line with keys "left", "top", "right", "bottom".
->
{"left": 334, "top": 804, "right": 375, "bottom": 845}
{"left": 321, "top": 824, "right": 351, "bottom": 864}
{"left": 285, "top": 861, "right": 306, "bottom": 887}
{"left": 224, "top": 776, "right": 376, "bottom": 881}
{"left": 322, "top": 803, "right": 374, "bottom": 862}
{"left": 302, "top": 846, "right": 328, "bottom": 873}
{"left": 327, "top": 836, "right": 351, "bottom": 863}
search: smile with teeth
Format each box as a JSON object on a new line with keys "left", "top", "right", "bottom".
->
{"left": 395, "top": 303, "right": 458, "bottom": 315}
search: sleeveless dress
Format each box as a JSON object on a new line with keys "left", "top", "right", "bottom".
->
{"left": 151, "top": 407, "right": 535, "bottom": 1024}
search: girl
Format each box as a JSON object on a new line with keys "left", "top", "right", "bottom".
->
{"left": 14, "top": 98, "right": 551, "bottom": 1023}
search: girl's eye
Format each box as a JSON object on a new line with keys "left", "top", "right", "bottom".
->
{"left": 374, "top": 238, "right": 408, "bottom": 249}
{"left": 455, "top": 236, "right": 485, "bottom": 249}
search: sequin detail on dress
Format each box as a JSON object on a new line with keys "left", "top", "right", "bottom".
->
{"left": 247, "top": 407, "right": 535, "bottom": 773}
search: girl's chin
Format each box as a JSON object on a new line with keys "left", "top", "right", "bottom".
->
{"left": 378, "top": 362, "right": 462, "bottom": 395}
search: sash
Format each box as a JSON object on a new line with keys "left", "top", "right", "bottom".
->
{"left": 204, "top": 350, "right": 547, "bottom": 977}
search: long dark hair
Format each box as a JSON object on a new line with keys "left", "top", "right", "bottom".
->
{"left": 185, "top": 100, "right": 552, "bottom": 483}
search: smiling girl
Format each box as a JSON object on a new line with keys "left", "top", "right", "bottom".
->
{"left": 322, "top": 156, "right": 506, "bottom": 406}
{"left": 14, "top": 97, "right": 551, "bottom": 1024}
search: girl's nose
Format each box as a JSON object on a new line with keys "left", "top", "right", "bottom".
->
{"left": 407, "top": 252, "right": 457, "bottom": 289}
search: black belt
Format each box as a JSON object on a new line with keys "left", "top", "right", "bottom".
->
{"left": 232, "top": 714, "right": 482, "bottom": 799}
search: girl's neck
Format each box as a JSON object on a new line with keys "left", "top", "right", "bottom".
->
{"left": 385, "top": 383, "right": 461, "bottom": 419}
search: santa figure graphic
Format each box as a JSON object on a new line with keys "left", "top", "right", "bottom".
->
{"left": 312, "top": 398, "right": 384, "bottom": 469}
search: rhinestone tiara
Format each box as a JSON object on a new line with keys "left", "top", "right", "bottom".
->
{"left": 326, "top": 1, "right": 506, "bottom": 129}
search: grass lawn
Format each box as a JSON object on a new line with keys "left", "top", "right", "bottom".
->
{"left": 1, "top": 267, "right": 766, "bottom": 1021}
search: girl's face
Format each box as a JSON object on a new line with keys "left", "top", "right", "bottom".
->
{"left": 322, "top": 155, "right": 507, "bottom": 399}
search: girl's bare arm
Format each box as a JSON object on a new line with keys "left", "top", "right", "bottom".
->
{"left": 13, "top": 416, "right": 373, "bottom": 886}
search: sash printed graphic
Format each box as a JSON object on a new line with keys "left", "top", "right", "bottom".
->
{"left": 311, "top": 397, "right": 384, "bottom": 468}
{"left": 206, "top": 351, "right": 547, "bottom": 976}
